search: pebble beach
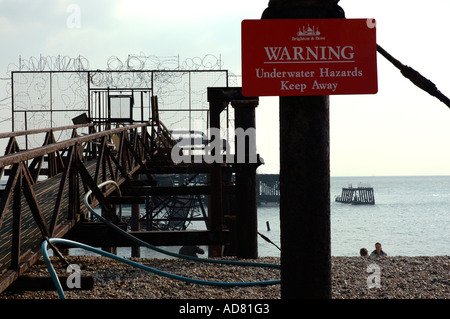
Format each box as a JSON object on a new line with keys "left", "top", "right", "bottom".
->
{"left": 1, "top": 255, "right": 449, "bottom": 299}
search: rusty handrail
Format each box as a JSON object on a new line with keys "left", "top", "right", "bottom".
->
{"left": 0, "top": 123, "right": 94, "bottom": 139}
{"left": 0, "top": 122, "right": 150, "bottom": 168}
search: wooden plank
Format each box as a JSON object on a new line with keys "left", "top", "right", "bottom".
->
{"left": 21, "top": 167, "right": 51, "bottom": 239}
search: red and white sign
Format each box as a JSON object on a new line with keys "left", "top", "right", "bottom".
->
{"left": 241, "top": 19, "right": 378, "bottom": 96}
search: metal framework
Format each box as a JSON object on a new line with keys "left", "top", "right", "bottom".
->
{"left": 0, "top": 120, "right": 172, "bottom": 293}
{"left": 0, "top": 85, "right": 261, "bottom": 295}
{"left": 10, "top": 69, "right": 229, "bottom": 149}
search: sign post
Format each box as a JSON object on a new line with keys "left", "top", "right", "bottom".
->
{"left": 242, "top": 0, "right": 377, "bottom": 298}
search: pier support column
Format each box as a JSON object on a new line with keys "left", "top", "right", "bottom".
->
{"left": 232, "top": 99, "right": 259, "bottom": 259}
{"left": 279, "top": 96, "right": 331, "bottom": 298}
{"left": 207, "top": 87, "right": 260, "bottom": 258}
{"left": 101, "top": 204, "right": 117, "bottom": 255}
{"left": 208, "top": 100, "right": 228, "bottom": 257}
{"left": 131, "top": 175, "right": 141, "bottom": 257}
{"left": 261, "top": 0, "right": 345, "bottom": 299}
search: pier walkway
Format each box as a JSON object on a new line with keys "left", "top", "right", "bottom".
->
{"left": 0, "top": 122, "right": 157, "bottom": 292}
{"left": 0, "top": 87, "right": 260, "bottom": 294}
{"left": 0, "top": 120, "right": 227, "bottom": 293}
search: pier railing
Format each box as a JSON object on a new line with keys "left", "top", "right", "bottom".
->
{"left": 0, "top": 121, "right": 159, "bottom": 292}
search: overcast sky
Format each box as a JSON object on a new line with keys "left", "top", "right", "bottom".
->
{"left": 1, "top": 0, "right": 450, "bottom": 177}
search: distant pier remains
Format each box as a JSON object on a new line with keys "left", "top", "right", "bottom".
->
{"left": 335, "top": 184, "right": 375, "bottom": 205}
{"left": 257, "top": 174, "right": 280, "bottom": 205}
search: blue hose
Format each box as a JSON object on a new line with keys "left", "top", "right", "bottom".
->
{"left": 41, "top": 238, "right": 280, "bottom": 299}
{"left": 41, "top": 181, "right": 280, "bottom": 299}
{"left": 83, "top": 181, "right": 280, "bottom": 269}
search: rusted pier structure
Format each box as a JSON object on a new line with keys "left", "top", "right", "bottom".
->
{"left": 207, "top": 87, "right": 261, "bottom": 258}
{"left": 0, "top": 120, "right": 229, "bottom": 294}
{"left": 335, "top": 184, "right": 375, "bottom": 205}
{"left": 0, "top": 86, "right": 261, "bottom": 294}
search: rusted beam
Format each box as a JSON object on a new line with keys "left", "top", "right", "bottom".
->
{"left": 68, "top": 150, "right": 81, "bottom": 221}
{"left": 0, "top": 123, "right": 93, "bottom": 139}
{"left": 123, "top": 133, "right": 148, "bottom": 173}
{"left": 74, "top": 158, "right": 121, "bottom": 224}
{"left": 21, "top": 167, "right": 51, "bottom": 239}
{"left": 49, "top": 146, "right": 74, "bottom": 236}
{"left": 131, "top": 175, "right": 141, "bottom": 257}
{"left": 103, "top": 140, "right": 132, "bottom": 183}
{"left": 64, "top": 223, "right": 230, "bottom": 247}
{"left": 93, "top": 136, "right": 107, "bottom": 183}
{"left": 0, "top": 138, "right": 20, "bottom": 180}
{"left": 143, "top": 161, "right": 232, "bottom": 174}
{"left": 207, "top": 87, "right": 258, "bottom": 103}
{"left": 120, "top": 185, "right": 211, "bottom": 196}
{"left": 0, "top": 227, "right": 72, "bottom": 295}
{"left": 10, "top": 166, "right": 22, "bottom": 269}
{"left": 108, "top": 196, "right": 146, "bottom": 204}
{"left": 0, "top": 163, "right": 22, "bottom": 228}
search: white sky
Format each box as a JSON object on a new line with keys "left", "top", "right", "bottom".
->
{"left": 1, "top": 0, "right": 450, "bottom": 176}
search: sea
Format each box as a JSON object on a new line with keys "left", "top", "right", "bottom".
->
{"left": 69, "top": 175, "right": 450, "bottom": 258}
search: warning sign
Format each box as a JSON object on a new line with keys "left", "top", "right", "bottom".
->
{"left": 241, "top": 19, "right": 378, "bottom": 96}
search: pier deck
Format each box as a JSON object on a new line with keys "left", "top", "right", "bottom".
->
{"left": 0, "top": 87, "right": 261, "bottom": 294}
{"left": 0, "top": 122, "right": 227, "bottom": 293}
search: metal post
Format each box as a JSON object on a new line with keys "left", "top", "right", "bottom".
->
{"left": 261, "top": 0, "right": 345, "bottom": 299}
{"left": 208, "top": 100, "right": 228, "bottom": 257}
{"left": 131, "top": 174, "right": 141, "bottom": 257}
{"left": 11, "top": 164, "right": 22, "bottom": 269}
{"left": 11, "top": 72, "right": 14, "bottom": 132}
{"left": 280, "top": 96, "right": 331, "bottom": 298}
{"left": 232, "top": 100, "right": 259, "bottom": 259}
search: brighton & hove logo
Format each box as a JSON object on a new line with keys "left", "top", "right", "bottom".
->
{"left": 292, "top": 24, "right": 325, "bottom": 41}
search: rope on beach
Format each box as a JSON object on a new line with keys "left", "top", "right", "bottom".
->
{"left": 41, "top": 180, "right": 280, "bottom": 299}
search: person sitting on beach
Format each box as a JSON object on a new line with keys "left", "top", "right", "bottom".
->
{"left": 360, "top": 248, "right": 368, "bottom": 257}
{"left": 179, "top": 245, "right": 205, "bottom": 257}
{"left": 370, "top": 242, "right": 387, "bottom": 257}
